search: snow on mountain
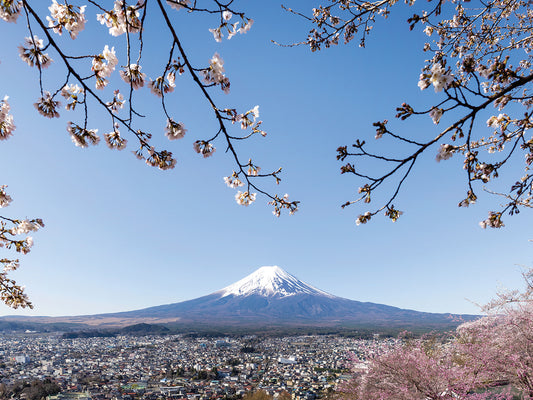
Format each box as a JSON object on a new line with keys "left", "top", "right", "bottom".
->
{"left": 216, "top": 265, "right": 336, "bottom": 299}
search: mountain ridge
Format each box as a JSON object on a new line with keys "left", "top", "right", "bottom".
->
{"left": 0, "top": 266, "right": 478, "bottom": 330}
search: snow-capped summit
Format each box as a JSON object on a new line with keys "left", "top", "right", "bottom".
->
{"left": 216, "top": 265, "right": 335, "bottom": 299}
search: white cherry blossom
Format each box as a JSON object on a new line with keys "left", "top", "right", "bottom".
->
{"left": 120, "top": 64, "right": 146, "bottom": 89}
{"left": 0, "top": 0, "right": 21, "bottom": 23}
{"left": 166, "top": 0, "right": 191, "bottom": 10}
{"left": 18, "top": 36, "right": 53, "bottom": 69}
{"left": 0, "top": 96, "right": 15, "bottom": 141}
{"left": 222, "top": 10, "right": 232, "bottom": 21}
{"left": 235, "top": 191, "right": 256, "bottom": 206}
{"left": 429, "top": 63, "right": 453, "bottom": 92}
{"left": 193, "top": 140, "right": 216, "bottom": 157}
{"left": 429, "top": 107, "right": 443, "bottom": 124}
{"left": 104, "top": 123, "right": 127, "bottom": 150}
{"left": 0, "top": 186, "right": 13, "bottom": 208}
{"left": 47, "top": 0, "right": 87, "bottom": 39}
{"left": 165, "top": 119, "right": 186, "bottom": 140}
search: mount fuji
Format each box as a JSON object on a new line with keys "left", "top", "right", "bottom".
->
{"left": 95, "top": 265, "right": 468, "bottom": 328}
{"left": 1, "top": 266, "right": 473, "bottom": 330}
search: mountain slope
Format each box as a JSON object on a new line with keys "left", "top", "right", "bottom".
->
{"left": 105, "top": 266, "right": 469, "bottom": 327}
{"left": 0, "top": 266, "right": 476, "bottom": 329}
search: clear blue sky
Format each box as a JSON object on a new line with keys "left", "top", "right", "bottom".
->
{"left": 0, "top": 0, "right": 530, "bottom": 317}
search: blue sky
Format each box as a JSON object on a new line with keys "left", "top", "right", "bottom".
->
{"left": 0, "top": 0, "right": 530, "bottom": 317}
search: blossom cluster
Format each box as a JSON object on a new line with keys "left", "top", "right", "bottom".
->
{"left": 201, "top": 53, "right": 230, "bottom": 93}
{"left": 224, "top": 172, "right": 244, "bottom": 189}
{"left": 145, "top": 147, "right": 176, "bottom": 170}
{"left": 479, "top": 211, "right": 504, "bottom": 229}
{"left": 120, "top": 64, "right": 146, "bottom": 90}
{"left": 486, "top": 113, "right": 509, "bottom": 130}
{"left": 92, "top": 45, "right": 118, "bottom": 89}
{"left": 67, "top": 122, "right": 100, "bottom": 148}
{"left": 0, "top": 266, "right": 31, "bottom": 309}
{"left": 355, "top": 211, "right": 371, "bottom": 226}
{"left": 235, "top": 190, "right": 256, "bottom": 206}
{"left": 34, "top": 92, "right": 60, "bottom": 118}
{"left": 208, "top": 10, "right": 254, "bottom": 42}
{"left": 11, "top": 219, "right": 44, "bottom": 235}
{"left": 60, "top": 83, "right": 83, "bottom": 111}
{"left": 104, "top": 123, "right": 127, "bottom": 150}
{"left": 0, "top": 96, "right": 15, "bottom": 141}
{"left": 269, "top": 193, "right": 298, "bottom": 217}
{"left": 148, "top": 73, "right": 176, "bottom": 97}
{"left": 97, "top": 0, "right": 142, "bottom": 37}
{"left": 166, "top": 0, "right": 191, "bottom": 11}
{"left": 0, "top": 0, "right": 21, "bottom": 23}
{"left": 18, "top": 36, "right": 53, "bottom": 69}
{"left": 435, "top": 143, "right": 454, "bottom": 162}
{"left": 193, "top": 140, "right": 216, "bottom": 158}
{"left": 106, "top": 90, "right": 126, "bottom": 113}
{"left": 0, "top": 184, "right": 43, "bottom": 308}
{"left": 236, "top": 105, "right": 260, "bottom": 130}
{"left": 418, "top": 63, "right": 454, "bottom": 93}
{"left": 47, "top": 0, "right": 87, "bottom": 39}
{"left": 165, "top": 119, "right": 186, "bottom": 141}
{"left": 247, "top": 162, "right": 261, "bottom": 176}
{"left": 0, "top": 185, "right": 12, "bottom": 208}
{"left": 429, "top": 107, "right": 443, "bottom": 125}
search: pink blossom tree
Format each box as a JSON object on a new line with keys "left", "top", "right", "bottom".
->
{"left": 339, "top": 269, "right": 533, "bottom": 399}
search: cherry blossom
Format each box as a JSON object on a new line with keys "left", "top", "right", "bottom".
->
{"left": 0, "top": 185, "right": 13, "bottom": 208}
{"left": 165, "top": 119, "right": 186, "bottom": 140}
{"left": 429, "top": 107, "right": 443, "bottom": 125}
{"left": 34, "top": 92, "right": 60, "bottom": 118}
{"left": 148, "top": 74, "right": 176, "bottom": 97}
{"left": 235, "top": 191, "right": 256, "bottom": 206}
{"left": 193, "top": 140, "right": 216, "bottom": 158}
{"left": 239, "top": 19, "right": 253, "bottom": 34}
{"left": 0, "top": 96, "right": 15, "bottom": 141}
{"left": 104, "top": 123, "right": 127, "bottom": 150}
{"left": 145, "top": 147, "right": 176, "bottom": 170}
{"left": 92, "top": 45, "right": 118, "bottom": 89}
{"left": 67, "top": 122, "right": 100, "bottom": 148}
{"left": 224, "top": 173, "right": 244, "bottom": 188}
{"left": 47, "top": 0, "right": 87, "bottom": 39}
{"left": 120, "top": 64, "right": 146, "bottom": 89}
{"left": 435, "top": 144, "right": 454, "bottom": 162}
{"left": 222, "top": 10, "right": 232, "bottom": 21}
{"left": 11, "top": 219, "right": 43, "bottom": 235}
{"left": 429, "top": 63, "right": 453, "bottom": 93}
{"left": 97, "top": 0, "right": 142, "bottom": 36}
{"left": 18, "top": 35, "right": 53, "bottom": 68}
{"left": 166, "top": 0, "right": 191, "bottom": 11}
{"left": 201, "top": 52, "right": 229, "bottom": 93}
{"left": 0, "top": 0, "right": 21, "bottom": 23}
{"left": 106, "top": 90, "right": 126, "bottom": 114}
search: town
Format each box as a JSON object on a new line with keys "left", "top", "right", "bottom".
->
{"left": 0, "top": 333, "right": 393, "bottom": 400}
